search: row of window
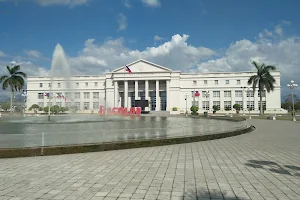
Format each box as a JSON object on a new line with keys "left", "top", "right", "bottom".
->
{"left": 200, "top": 101, "right": 266, "bottom": 110}
{"left": 193, "top": 79, "right": 241, "bottom": 86}
{"left": 38, "top": 92, "right": 100, "bottom": 99}
{"left": 37, "top": 102, "right": 99, "bottom": 110}
{"left": 199, "top": 90, "right": 266, "bottom": 98}
{"left": 39, "top": 82, "right": 99, "bottom": 88}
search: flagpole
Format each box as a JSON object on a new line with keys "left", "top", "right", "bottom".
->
{"left": 123, "top": 66, "right": 125, "bottom": 108}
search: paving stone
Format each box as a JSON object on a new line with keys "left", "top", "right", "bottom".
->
{"left": 0, "top": 120, "right": 299, "bottom": 200}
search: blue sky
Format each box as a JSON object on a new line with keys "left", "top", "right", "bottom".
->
{"left": 0, "top": 0, "right": 300, "bottom": 98}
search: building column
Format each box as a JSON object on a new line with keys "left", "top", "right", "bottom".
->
{"left": 114, "top": 81, "right": 118, "bottom": 107}
{"left": 242, "top": 89, "right": 247, "bottom": 112}
{"left": 135, "top": 80, "right": 138, "bottom": 101}
{"left": 145, "top": 80, "right": 149, "bottom": 100}
{"left": 156, "top": 80, "right": 160, "bottom": 111}
{"left": 124, "top": 81, "right": 128, "bottom": 108}
{"left": 220, "top": 90, "right": 224, "bottom": 111}
{"left": 166, "top": 80, "right": 170, "bottom": 111}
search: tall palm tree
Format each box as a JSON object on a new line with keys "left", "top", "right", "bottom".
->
{"left": 0, "top": 65, "right": 27, "bottom": 114}
{"left": 248, "top": 61, "right": 276, "bottom": 115}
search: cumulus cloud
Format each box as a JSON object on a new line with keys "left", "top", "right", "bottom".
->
{"left": 117, "top": 13, "right": 127, "bottom": 31}
{"left": 67, "top": 34, "right": 215, "bottom": 75}
{"left": 142, "top": 0, "right": 160, "bottom": 7}
{"left": 25, "top": 50, "right": 41, "bottom": 58}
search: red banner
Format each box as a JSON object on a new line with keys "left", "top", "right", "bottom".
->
{"left": 98, "top": 106, "right": 141, "bottom": 115}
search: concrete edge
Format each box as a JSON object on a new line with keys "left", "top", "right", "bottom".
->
{"left": 0, "top": 125, "right": 255, "bottom": 159}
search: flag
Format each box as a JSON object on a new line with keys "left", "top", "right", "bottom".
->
{"left": 44, "top": 93, "right": 50, "bottom": 97}
{"left": 125, "top": 65, "right": 132, "bottom": 74}
{"left": 194, "top": 91, "right": 200, "bottom": 97}
{"left": 61, "top": 95, "right": 67, "bottom": 102}
{"left": 55, "top": 93, "right": 61, "bottom": 98}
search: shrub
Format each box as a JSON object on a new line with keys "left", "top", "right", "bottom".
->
{"left": 233, "top": 104, "right": 241, "bottom": 111}
{"left": 225, "top": 106, "right": 231, "bottom": 111}
{"left": 190, "top": 106, "right": 199, "bottom": 115}
{"left": 172, "top": 107, "right": 178, "bottom": 111}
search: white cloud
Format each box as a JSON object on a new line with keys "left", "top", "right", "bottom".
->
{"left": 117, "top": 13, "right": 127, "bottom": 31}
{"left": 154, "top": 35, "right": 164, "bottom": 41}
{"left": 67, "top": 34, "right": 215, "bottom": 75}
{"left": 25, "top": 50, "right": 41, "bottom": 58}
{"left": 0, "top": 50, "right": 7, "bottom": 57}
{"left": 197, "top": 24, "right": 300, "bottom": 96}
{"left": 123, "top": 0, "right": 131, "bottom": 8}
{"left": 142, "top": 0, "right": 160, "bottom": 7}
{"left": 34, "top": 0, "right": 90, "bottom": 7}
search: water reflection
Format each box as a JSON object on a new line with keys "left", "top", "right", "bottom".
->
{"left": 0, "top": 115, "right": 248, "bottom": 148}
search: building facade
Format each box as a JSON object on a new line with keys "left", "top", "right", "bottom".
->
{"left": 26, "top": 59, "right": 286, "bottom": 114}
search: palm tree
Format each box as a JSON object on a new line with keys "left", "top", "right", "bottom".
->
{"left": 248, "top": 61, "right": 276, "bottom": 115}
{"left": 0, "top": 65, "right": 27, "bottom": 114}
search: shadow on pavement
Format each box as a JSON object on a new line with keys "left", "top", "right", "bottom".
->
{"left": 245, "top": 159, "right": 300, "bottom": 177}
{"left": 180, "top": 188, "right": 248, "bottom": 200}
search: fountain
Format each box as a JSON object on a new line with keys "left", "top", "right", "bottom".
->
{"left": 0, "top": 44, "right": 253, "bottom": 158}
{"left": 48, "top": 44, "right": 73, "bottom": 121}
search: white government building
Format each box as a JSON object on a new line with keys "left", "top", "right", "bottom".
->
{"left": 26, "top": 59, "right": 286, "bottom": 114}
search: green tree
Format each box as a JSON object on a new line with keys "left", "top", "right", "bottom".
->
{"left": 0, "top": 65, "right": 27, "bottom": 114}
{"left": 0, "top": 102, "right": 10, "bottom": 111}
{"left": 248, "top": 61, "right": 276, "bottom": 115}
{"left": 29, "top": 104, "right": 40, "bottom": 112}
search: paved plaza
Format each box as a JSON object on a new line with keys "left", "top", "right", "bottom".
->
{"left": 0, "top": 119, "right": 300, "bottom": 200}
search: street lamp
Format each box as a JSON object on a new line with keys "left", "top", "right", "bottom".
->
{"left": 21, "top": 89, "right": 27, "bottom": 117}
{"left": 241, "top": 87, "right": 247, "bottom": 115}
{"left": 247, "top": 87, "right": 251, "bottom": 119}
{"left": 184, "top": 92, "right": 189, "bottom": 116}
{"left": 287, "top": 80, "right": 298, "bottom": 121}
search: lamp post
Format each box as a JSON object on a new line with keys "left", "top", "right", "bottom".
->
{"left": 287, "top": 80, "right": 298, "bottom": 121}
{"left": 241, "top": 87, "right": 247, "bottom": 115}
{"left": 184, "top": 92, "right": 189, "bottom": 117}
{"left": 21, "top": 89, "right": 27, "bottom": 117}
{"left": 247, "top": 87, "right": 251, "bottom": 119}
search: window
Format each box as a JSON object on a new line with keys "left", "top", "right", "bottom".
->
{"left": 94, "top": 82, "right": 98, "bottom": 87}
{"left": 213, "top": 91, "right": 220, "bottom": 97}
{"left": 258, "top": 90, "right": 266, "bottom": 97}
{"left": 56, "top": 102, "right": 62, "bottom": 107}
{"left": 76, "top": 83, "right": 79, "bottom": 88}
{"left": 193, "top": 80, "right": 197, "bottom": 86}
{"left": 75, "top": 102, "right": 80, "bottom": 110}
{"left": 191, "top": 101, "right": 199, "bottom": 107}
{"left": 39, "top": 83, "right": 43, "bottom": 88}
{"left": 235, "top": 101, "right": 243, "bottom": 109}
{"left": 202, "top": 91, "right": 209, "bottom": 98}
{"left": 84, "top": 102, "right": 90, "bottom": 110}
{"left": 65, "top": 102, "right": 70, "bottom": 108}
{"left": 214, "top": 80, "right": 218, "bottom": 85}
{"left": 224, "top": 91, "right": 231, "bottom": 98}
{"left": 202, "top": 101, "right": 209, "bottom": 110}
{"left": 75, "top": 92, "right": 80, "bottom": 99}
{"left": 65, "top": 93, "right": 70, "bottom": 99}
{"left": 46, "top": 102, "right": 53, "bottom": 107}
{"left": 38, "top": 93, "right": 44, "bottom": 99}
{"left": 213, "top": 101, "right": 220, "bottom": 110}
{"left": 258, "top": 101, "right": 266, "bottom": 110}
{"left": 235, "top": 90, "right": 242, "bottom": 97}
{"left": 84, "top": 92, "right": 90, "bottom": 99}
{"left": 247, "top": 90, "right": 254, "bottom": 97}
{"left": 48, "top": 83, "right": 51, "bottom": 87}
{"left": 224, "top": 101, "right": 232, "bottom": 109}
{"left": 93, "top": 92, "right": 99, "bottom": 99}
{"left": 85, "top": 82, "right": 88, "bottom": 87}
{"left": 204, "top": 80, "right": 207, "bottom": 85}
{"left": 237, "top": 80, "right": 241, "bottom": 85}
{"left": 57, "top": 83, "right": 61, "bottom": 88}
{"left": 93, "top": 102, "right": 99, "bottom": 109}
{"left": 225, "top": 80, "right": 229, "bottom": 85}
{"left": 247, "top": 101, "right": 255, "bottom": 110}
{"left": 38, "top": 102, "right": 44, "bottom": 108}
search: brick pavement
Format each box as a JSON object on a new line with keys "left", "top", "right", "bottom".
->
{"left": 0, "top": 119, "right": 299, "bottom": 200}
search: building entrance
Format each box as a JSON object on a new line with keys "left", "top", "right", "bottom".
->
{"left": 160, "top": 91, "right": 167, "bottom": 111}
{"left": 150, "top": 91, "right": 156, "bottom": 111}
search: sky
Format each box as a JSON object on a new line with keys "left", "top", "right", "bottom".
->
{"left": 0, "top": 0, "right": 300, "bottom": 100}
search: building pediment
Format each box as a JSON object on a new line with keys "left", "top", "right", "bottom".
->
{"left": 112, "top": 59, "right": 172, "bottom": 73}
